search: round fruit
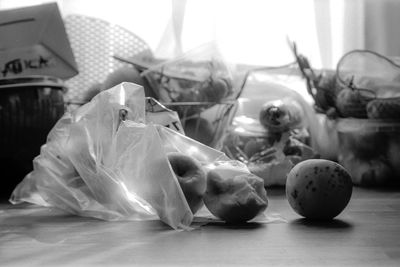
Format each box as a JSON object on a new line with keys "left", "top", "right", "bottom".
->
{"left": 202, "top": 77, "right": 229, "bottom": 102}
{"left": 203, "top": 170, "right": 268, "bottom": 223}
{"left": 167, "top": 152, "right": 207, "bottom": 214}
{"left": 259, "top": 102, "right": 291, "bottom": 132}
{"left": 259, "top": 99, "right": 303, "bottom": 132}
{"left": 286, "top": 159, "right": 353, "bottom": 220}
{"left": 335, "top": 88, "right": 373, "bottom": 118}
{"left": 243, "top": 139, "right": 267, "bottom": 158}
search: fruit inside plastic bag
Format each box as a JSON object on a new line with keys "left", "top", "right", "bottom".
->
{"left": 221, "top": 80, "right": 318, "bottom": 186}
{"left": 336, "top": 50, "right": 400, "bottom": 99}
{"left": 141, "top": 43, "right": 237, "bottom": 111}
{"left": 11, "top": 83, "right": 193, "bottom": 229}
{"left": 139, "top": 43, "right": 240, "bottom": 149}
{"left": 335, "top": 118, "right": 400, "bottom": 186}
{"left": 10, "top": 82, "right": 274, "bottom": 229}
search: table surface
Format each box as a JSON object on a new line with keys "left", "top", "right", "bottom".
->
{"left": 1, "top": 187, "right": 400, "bottom": 267}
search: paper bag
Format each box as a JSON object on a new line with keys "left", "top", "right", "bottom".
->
{"left": 0, "top": 3, "right": 78, "bottom": 79}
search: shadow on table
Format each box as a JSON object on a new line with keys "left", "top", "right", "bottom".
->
{"left": 199, "top": 221, "right": 266, "bottom": 230}
{"left": 290, "top": 217, "right": 353, "bottom": 229}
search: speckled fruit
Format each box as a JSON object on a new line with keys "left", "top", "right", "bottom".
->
{"left": 286, "top": 159, "right": 353, "bottom": 220}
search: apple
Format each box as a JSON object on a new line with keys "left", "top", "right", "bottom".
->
{"left": 243, "top": 138, "right": 268, "bottom": 158}
{"left": 202, "top": 77, "right": 229, "bottom": 103}
{"left": 167, "top": 152, "right": 207, "bottom": 214}
{"left": 203, "top": 170, "right": 268, "bottom": 223}
{"left": 335, "top": 88, "right": 373, "bottom": 118}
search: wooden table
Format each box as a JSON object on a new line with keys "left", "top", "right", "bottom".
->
{"left": 1, "top": 187, "right": 400, "bottom": 266}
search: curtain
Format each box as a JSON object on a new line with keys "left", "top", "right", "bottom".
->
{"left": 180, "top": 0, "right": 321, "bottom": 67}
{"left": 1, "top": 0, "right": 399, "bottom": 69}
{"left": 364, "top": 0, "right": 400, "bottom": 59}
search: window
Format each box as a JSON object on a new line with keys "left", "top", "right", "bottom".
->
{"left": 1, "top": 0, "right": 399, "bottom": 71}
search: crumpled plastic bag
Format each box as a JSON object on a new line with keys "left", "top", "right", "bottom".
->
{"left": 221, "top": 79, "right": 318, "bottom": 186}
{"left": 133, "top": 43, "right": 240, "bottom": 149}
{"left": 11, "top": 82, "right": 269, "bottom": 229}
{"left": 336, "top": 50, "right": 400, "bottom": 98}
{"left": 141, "top": 42, "right": 237, "bottom": 105}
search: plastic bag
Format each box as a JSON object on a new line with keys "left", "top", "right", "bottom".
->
{"left": 333, "top": 117, "right": 400, "bottom": 186}
{"left": 221, "top": 75, "right": 318, "bottom": 186}
{"left": 142, "top": 42, "right": 237, "bottom": 107}
{"left": 11, "top": 83, "right": 190, "bottom": 228}
{"left": 139, "top": 43, "right": 240, "bottom": 148}
{"left": 145, "top": 97, "right": 184, "bottom": 133}
{"left": 11, "top": 82, "right": 267, "bottom": 229}
{"left": 336, "top": 50, "right": 400, "bottom": 98}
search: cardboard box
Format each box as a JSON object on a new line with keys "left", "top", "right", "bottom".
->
{"left": 0, "top": 2, "right": 78, "bottom": 79}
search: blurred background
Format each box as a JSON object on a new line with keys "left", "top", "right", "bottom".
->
{"left": 2, "top": 0, "right": 400, "bottom": 199}
{"left": 2, "top": 0, "right": 400, "bottom": 69}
